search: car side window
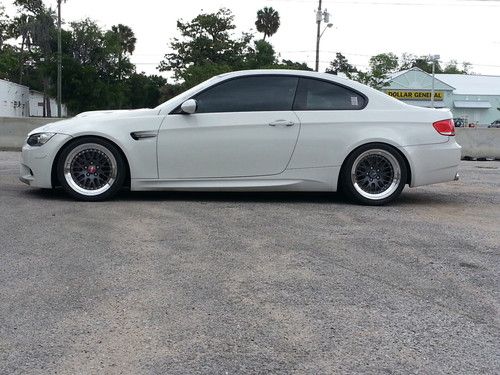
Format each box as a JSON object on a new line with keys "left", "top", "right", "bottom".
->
{"left": 194, "top": 76, "right": 299, "bottom": 113}
{"left": 293, "top": 78, "right": 366, "bottom": 110}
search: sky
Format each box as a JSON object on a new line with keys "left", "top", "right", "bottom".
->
{"left": 4, "top": 0, "right": 500, "bottom": 79}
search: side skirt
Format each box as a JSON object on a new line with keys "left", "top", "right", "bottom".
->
{"left": 131, "top": 166, "right": 340, "bottom": 192}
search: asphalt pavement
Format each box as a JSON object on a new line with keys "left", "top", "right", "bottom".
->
{"left": 0, "top": 151, "right": 499, "bottom": 374}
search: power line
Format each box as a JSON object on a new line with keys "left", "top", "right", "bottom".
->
{"left": 280, "top": 50, "right": 500, "bottom": 69}
{"left": 266, "top": 0, "right": 500, "bottom": 6}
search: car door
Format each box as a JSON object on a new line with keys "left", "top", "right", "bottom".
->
{"left": 157, "top": 75, "right": 301, "bottom": 179}
{"left": 288, "top": 77, "right": 368, "bottom": 169}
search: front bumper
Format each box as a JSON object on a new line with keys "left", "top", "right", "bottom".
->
{"left": 19, "top": 133, "right": 72, "bottom": 188}
{"left": 402, "top": 138, "right": 462, "bottom": 187}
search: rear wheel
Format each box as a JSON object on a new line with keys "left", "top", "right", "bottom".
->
{"left": 57, "top": 137, "right": 125, "bottom": 201}
{"left": 341, "top": 144, "right": 407, "bottom": 205}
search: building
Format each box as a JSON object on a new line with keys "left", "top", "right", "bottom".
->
{"left": 0, "top": 78, "right": 67, "bottom": 118}
{"left": 0, "top": 79, "right": 29, "bottom": 117}
{"left": 29, "top": 90, "right": 67, "bottom": 117}
{"left": 383, "top": 68, "right": 500, "bottom": 126}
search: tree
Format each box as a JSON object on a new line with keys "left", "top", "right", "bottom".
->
{"left": 275, "top": 59, "right": 313, "bottom": 71}
{"left": 443, "top": 60, "right": 471, "bottom": 74}
{"left": 255, "top": 7, "right": 280, "bottom": 41}
{"left": 0, "top": 45, "right": 19, "bottom": 81}
{"left": 106, "top": 24, "right": 136, "bottom": 81}
{"left": 0, "top": 5, "right": 10, "bottom": 49}
{"left": 158, "top": 8, "right": 252, "bottom": 83}
{"left": 325, "top": 52, "right": 357, "bottom": 79}
{"left": 125, "top": 73, "right": 167, "bottom": 109}
{"left": 368, "top": 52, "right": 399, "bottom": 88}
{"left": 399, "top": 53, "right": 442, "bottom": 74}
{"left": 69, "top": 18, "right": 105, "bottom": 66}
{"left": 246, "top": 39, "right": 277, "bottom": 68}
{"left": 9, "top": 0, "right": 57, "bottom": 115}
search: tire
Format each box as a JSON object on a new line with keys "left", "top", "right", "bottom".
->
{"left": 340, "top": 143, "right": 407, "bottom": 206}
{"left": 56, "top": 137, "right": 126, "bottom": 201}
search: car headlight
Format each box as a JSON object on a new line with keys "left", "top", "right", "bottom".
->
{"left": 26, "top": 132, "right": 56, "bottom": 147}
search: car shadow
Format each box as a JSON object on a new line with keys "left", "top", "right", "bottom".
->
{"left": 23, "top": 186, "right": 459, "bottom": 207}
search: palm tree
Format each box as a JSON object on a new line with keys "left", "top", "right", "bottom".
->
{"left": 255, "top": 7, "right": 280, "bottom": 41}
{"left": 109, "top": 24, "right": 136, "bottom": 81}
{"left": 107, "top": 24, "right": 136, "bottom": 108}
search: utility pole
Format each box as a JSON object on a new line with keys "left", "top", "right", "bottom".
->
{"left": 315, "top": 1, "right": 332, "bottom": 72}
{"left": 57, "top": 0, "right": 62, "bottom": 118}
{"left": 315, "top": 0, "right": 322, "bottom": 72}
{"left": 431, "top": 60, "right": 435, "bottom": 108}
{"left": 430, "top": 54, "right": 440, "bottom": 108}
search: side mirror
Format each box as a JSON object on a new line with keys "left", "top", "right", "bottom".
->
{"left": 181, "top": 99, "right": 197, "bottom": 114}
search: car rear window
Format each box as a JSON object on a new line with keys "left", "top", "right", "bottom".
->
{"left": 293, "top": 78, "right": 366, "bottom": 110}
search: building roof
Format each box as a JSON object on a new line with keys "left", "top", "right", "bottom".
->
{"left": 0, "top": 78, "right": 30, "bottom": 90}
{"left": 387, "top": 67, "right": 500, "bottom": 96}
{"left": 386, "top": 68, "right": 455, "bottom": 91}
{"left": 435, "top": 74, "right": 500, "bottom": 96}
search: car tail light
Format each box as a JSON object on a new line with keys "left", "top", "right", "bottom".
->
{"left": 433, "top": 119, "right": 455, "bottom": 136}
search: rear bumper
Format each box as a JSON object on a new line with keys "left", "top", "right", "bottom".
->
{"left": 19, "top": 134, "right": 72, "bottom": 188}
{"left": 402, "top": 138, "right": 461, "bottom": 187}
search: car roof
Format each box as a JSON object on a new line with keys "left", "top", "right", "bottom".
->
{"left": 214, "top": 69, "right": 387, "bottom": 100}
{"left": 157, "top": 69, "right": 411, "bottom": 112}
{"left": 217, "top": 69, "right": 350, "bottom": 83}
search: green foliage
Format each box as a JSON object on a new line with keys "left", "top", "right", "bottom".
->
{"left": 0, "top": 45, "right": 19, "bottom": 81}
{"left": 158, "top": 8, "right": 310, "bottom": 95}
{"left": 105, "top": 24, "right": 136, "bottom": 81}
{"left": 325, "top": 52, "right": 358, "bottom": 79}
{"left": 0, "top": 5, "right": 10, "bottom": 48}
{"left": 275, "top": 59, "right": 313, "bottom": 71}
{"left": 126, "top": 73, "right": 167, "bottom": 109}
{"left": 327, "top": 52, "right": 470, "bottom": 89}
{"left": 368, "top": 53, "right": 399, "bottom": 88}
{"left": 181, "top": 63, "right": 233, "bottom": 89}
{"left": 443, "top": 60, "right": 471, "bottom": 74}
{"left": 246, "top": 40, "right": 277, "bottom": 68}
{"left": 0, "top": 2, "right": 164, "bottom": 115}
{"left": 255, "top": 7, "right": 280, "bottom": 41}
{"left": 158, "top": 8, "right": 252, "bottom": 80}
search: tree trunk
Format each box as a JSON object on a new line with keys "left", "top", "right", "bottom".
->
{"left": 43, "top": 78, "right": 51, "bottom": 118}
{"left": 18, "top": 36, "right": 25, "bottom": 84}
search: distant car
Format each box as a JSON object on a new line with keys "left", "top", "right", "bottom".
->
{"left": 453, "top": 118, "right": 466, "bottom": 127}
{"left": 488, "top": 120, "right": 500, "bottom": 128}
{"left": 19, "top": 70, "right": 461, "bottom": 205}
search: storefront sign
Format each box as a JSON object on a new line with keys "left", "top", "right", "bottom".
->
{"left": 386, "top": 90, "right": 444, "bottom": 101}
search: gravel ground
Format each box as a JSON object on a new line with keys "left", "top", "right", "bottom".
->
{"left": 0, "top": 151, "right": 499, "bottom": 374}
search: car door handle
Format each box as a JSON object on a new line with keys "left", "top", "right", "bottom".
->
{"left": 269, "top": 120, "right": 295, "bottom": 127}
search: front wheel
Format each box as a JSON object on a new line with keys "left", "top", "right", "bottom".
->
{"left": 56, "top": 137, "right": 126, "bottom": 201}
{"left": 341, "top": 144, "right": 407, "bottom": 205}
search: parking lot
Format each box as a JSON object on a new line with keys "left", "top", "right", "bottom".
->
{"left": 0, "top": 151, "right": 498, "bottom": 374}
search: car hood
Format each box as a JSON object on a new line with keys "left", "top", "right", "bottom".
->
{"left": 75, "top": 108, "right": 158, "bottom": 119}
{"left": 31, "top": 108, "right": 160, "bottom": 135}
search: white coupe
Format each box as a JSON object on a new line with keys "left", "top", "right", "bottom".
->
{"left": 20, "top": 70, "right": 461, "bottom": 205}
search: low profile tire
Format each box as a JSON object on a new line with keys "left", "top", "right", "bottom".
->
{"left": 341, "top": 143, "right": 407, "bottom": 206}
{"left": 56, "top": 137, "right": 126, "bottom": 201}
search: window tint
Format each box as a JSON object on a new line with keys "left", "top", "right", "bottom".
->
{"left": 293, "top": 78, "right": 366, "bottom": 110}
{"left": 194, "top": 76, "right": 298, "bottom": 113}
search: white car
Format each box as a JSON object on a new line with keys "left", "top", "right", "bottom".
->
{"left": 20, "top": 70, "right": 461, "bottom": 205}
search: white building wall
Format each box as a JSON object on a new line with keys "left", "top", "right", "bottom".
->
{"left": 29, "top": 91, "right": 67, "bottom": 118}
{"left": 29, "top": 91, "right": 45, "bottom": 117}
{"left": 0, "top": 79, "right": 30, "bottom": 117}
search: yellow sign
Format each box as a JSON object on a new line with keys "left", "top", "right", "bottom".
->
{"left": 386, "top": 90, "right": 444, "bottom": 101}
